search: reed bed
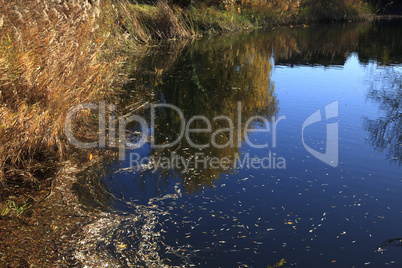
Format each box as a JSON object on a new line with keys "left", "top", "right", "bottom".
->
{"left": 0, "top": 0, "right": 118, "bottom": 188}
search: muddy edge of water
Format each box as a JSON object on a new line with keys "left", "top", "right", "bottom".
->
{"left": 1, "top": 157, "right": 182, "bottom": 267}
{"left": 0, "top": 158, "right": 117, "bottom": 266}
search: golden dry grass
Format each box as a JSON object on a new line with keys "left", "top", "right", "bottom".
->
{"left": 0, "top": 0, "right": 119, "bottom": 186}
{"left": 133, "top": 0, "right": 195, "bottom": 39}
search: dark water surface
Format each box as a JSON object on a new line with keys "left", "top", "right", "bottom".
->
{"left": 78, "top": 19, "right": 401, "bottom": 267}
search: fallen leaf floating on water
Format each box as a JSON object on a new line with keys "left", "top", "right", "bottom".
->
{"left": 267, "top": 258, "right": 286, "bottom": 268}
{"left": 116, "top": 243, "right": 127, "bottom": 250}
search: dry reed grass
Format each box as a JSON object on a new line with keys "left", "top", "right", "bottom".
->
{"left": 98, "top": 0, "right": 150, "bottom": 46}
{"left": 0, "top": 0, "right": 119, "bottom": 187}
{"left": 134, "top": 0, "right": 194, "bottom": 39}
{"left": 98, "top": 0, "right": 194, "bottom": 48}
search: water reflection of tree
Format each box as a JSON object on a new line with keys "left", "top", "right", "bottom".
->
{"left": 357, "top": 19, "right": 402, "bottom": 66}
{"left": 149, "top": 35, "right": 278, "bottom": 193}
{"left": 379, "top": 237, "right": 402, "bottom": 248}
{"left": 260, "top": 19, "right": 402, "bottom": 67}
{"left": 266, "top": 22, "right": 369, "bottom": 66}
{"left": 364, "top": 69, "right": 402, "bottom": 165}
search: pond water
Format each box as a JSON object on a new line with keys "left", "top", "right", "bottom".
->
{"left": 77, "top": 19, "right": 401, "bottom": 267}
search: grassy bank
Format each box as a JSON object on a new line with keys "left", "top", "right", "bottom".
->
{"left": 123, "top": 0, "right": 372, "bottom": 36}
{"left": 187, "top": 0, "right": 371, "bottom": 32}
